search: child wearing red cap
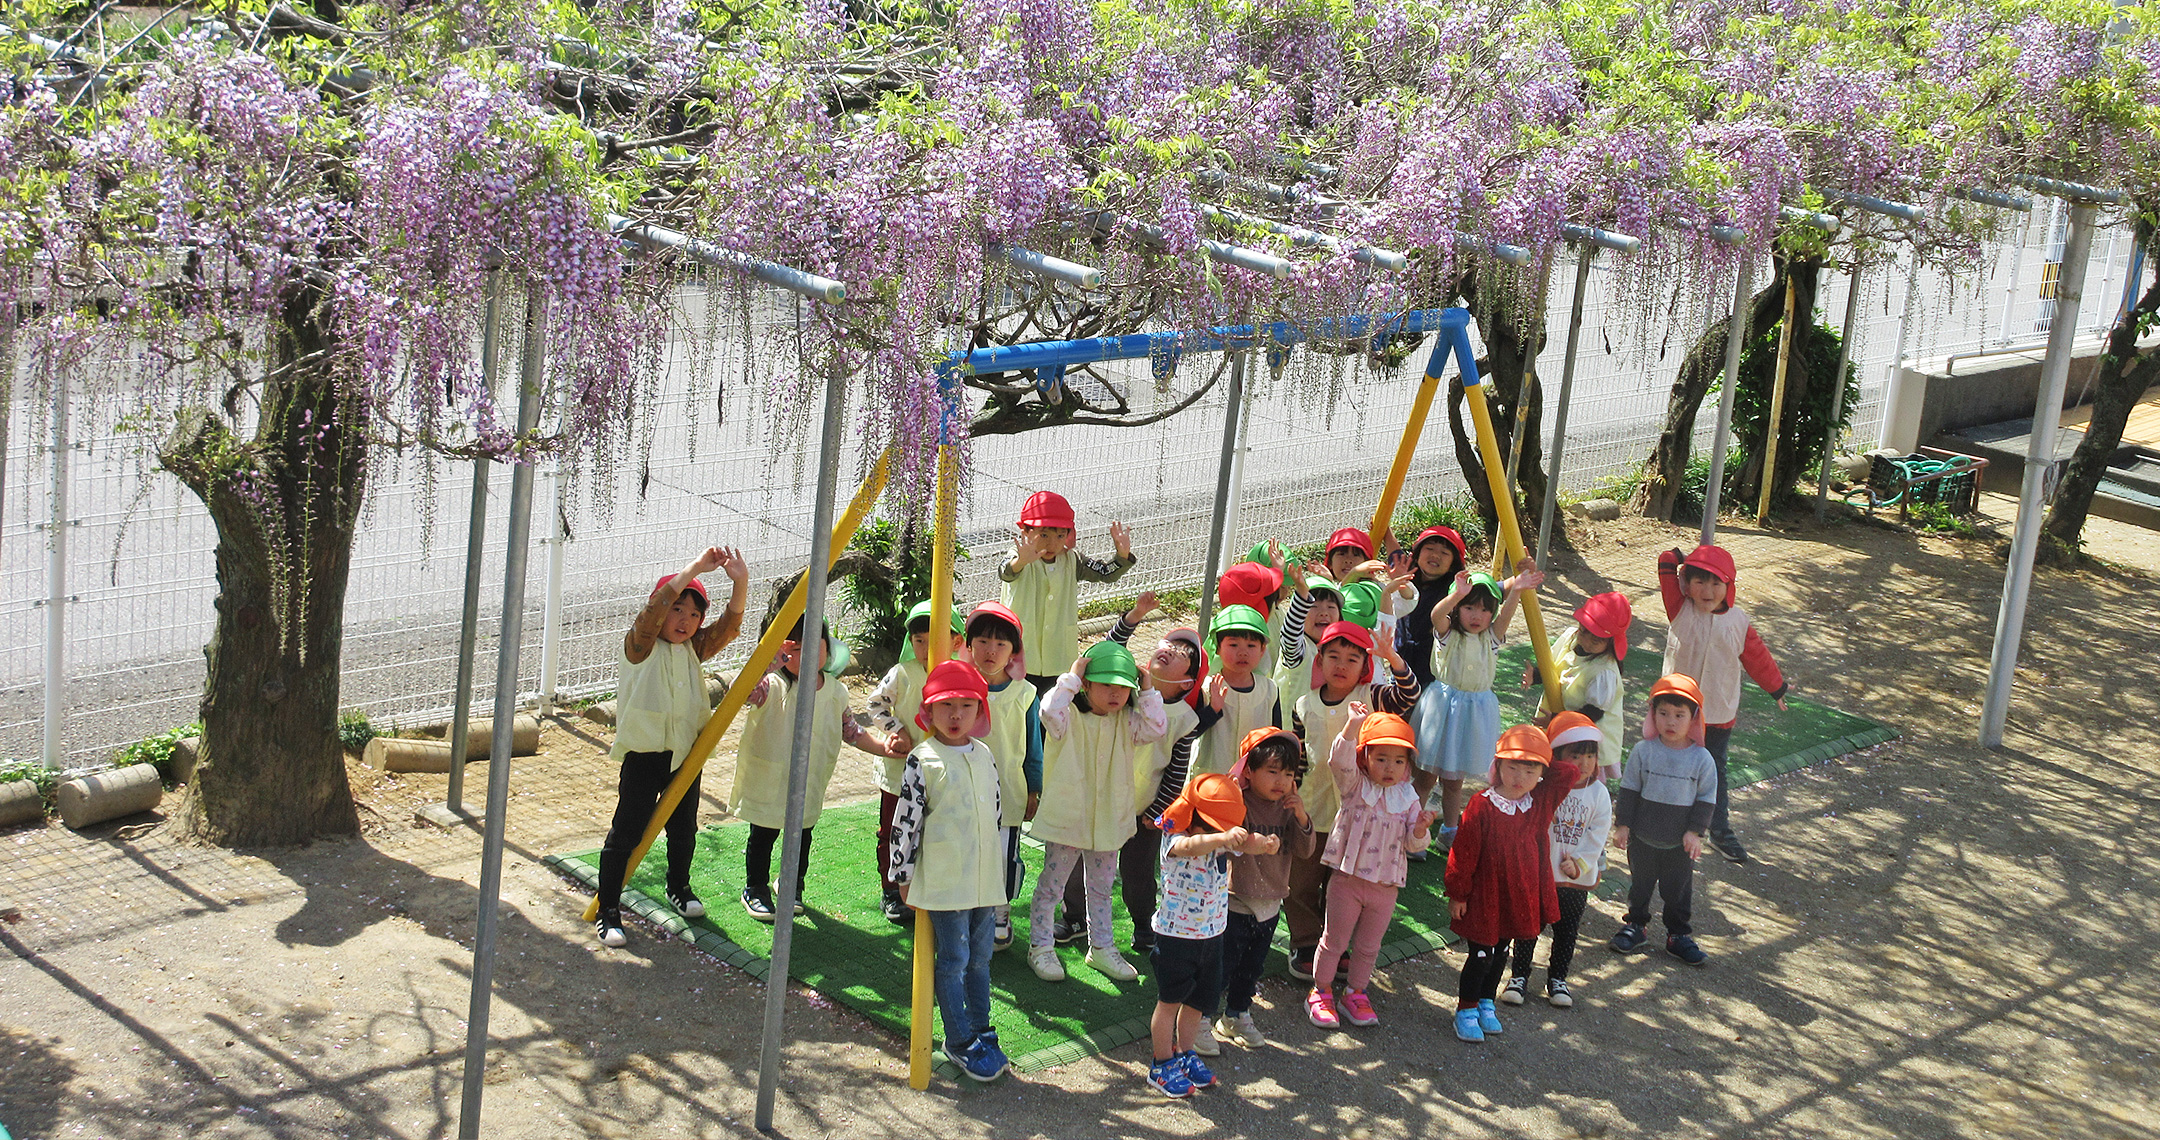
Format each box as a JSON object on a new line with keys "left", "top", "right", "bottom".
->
{"left": 1144, "top": 773, "right": 1278, "bottom": 1098}
{"left": 1525, "top": 592, "right": 1634, "bottom": 781}
{"left": 1396, "top": 526, "right": 1469, "bottom": 825}
{"left": 1501, "top": 712, "right": 1611, "bottom": 1009}
{"left": 592, "top": 547, "right": 749, "bottom": 948}
{"left": 1658, "top": 543, "right": 1789, "bottom": 864}
{"left": 1215, "top": 729, "right": 1314, "bottom": 1049}
{"left": 889, "top": 660, "right": 1011, "bottom": 1082}
{"left": 865, "top": 602, "right": 966, "bottom": 925}
{"left": 1444, "top": 723, "right": 1580, "bottom": 1042}
{"left": 734, "top": 612, "right": 869, "bottom": 922}
{"left": 1421, "top": 558, "right": 1545, "bottom": 852}
{"left": 963, "top": 602, "right": 1042, "bottom": 951}
{"left": 1609, "top": 674, "right": 1719, "bottom": 966}
{"left": 1284, "top": 620, "right": 1418, "bottom": 983}
{"left": 1305, "top": 705, "right": 1438, "bottom": 1030}
{"left": 999, "top": 490, "right": 1136, "bottom": 693}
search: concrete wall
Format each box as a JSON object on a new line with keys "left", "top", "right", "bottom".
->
{"left": 1880, "top": 345, "right": 2109, "bottom": 453}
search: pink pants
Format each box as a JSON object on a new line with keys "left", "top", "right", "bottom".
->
{"left": 1313, "top": 872, "right": 1399, "bottom": 993}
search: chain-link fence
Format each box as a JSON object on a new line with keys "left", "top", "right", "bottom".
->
{"left": 1, "top": 215, "right": 2143, "bottom": 767}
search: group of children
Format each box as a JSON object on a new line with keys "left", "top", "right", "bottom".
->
{"left": 588, "top": 492, "right": 1789, "bottom": 1092}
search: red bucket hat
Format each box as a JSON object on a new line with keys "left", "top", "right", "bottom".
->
{"left": 1574, "top": 592, "right": 1634, "bottom": 662}
{"left": 1309, "top": 620, "right": 1375, "bottom": 690}
{"left": 653, "top": 574, "right": 708, "bottom": 610}
{"left": 1017, "top": 491, "right": 1075, "bottom": 530}
{"left": 1326, "top": 527, "right": 1376, "bottom": 560}
{"left": 915, "top": 659, "right": 992, "bottom": 739}
{"left": 1681, "top": 544, "right": 1737, "bottom": 602}
{"left": 1217, "top": 562, "right": 1283, "bottom": 618}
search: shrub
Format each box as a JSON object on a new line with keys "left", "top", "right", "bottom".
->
{"left": 1390, "top": 492, "right": 1489, "bottom": 552}
{"left": 112, "top": 721, "right": 203, "bottom": 782}
{"left": 338, "top": 710, "right": 380, "bottom": 752}
{"left": 834, "top": 514, "right": 968, "bottom": 678}
{"left": 0, "top": 759, "right": 59, "bottom": 814}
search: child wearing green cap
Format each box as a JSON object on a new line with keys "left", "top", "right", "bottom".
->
{"left": 1196, "top": 603, "right": 1283, "bottom": 779}
{"left": 1027, "top": 639, "right": 1168, "bottom": 984}
{"left": 1422, "top": 559, "right": 1544, "bottom": 851}
{"left": 865, "top": 600, "right": 966, "bottom": 925}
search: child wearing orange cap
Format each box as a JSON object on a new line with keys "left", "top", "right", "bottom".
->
{"left": 592, "top": 546, "right": 749, "bottom": 948}
{"left": 1609, "top": 674, "right": 1719, "bottom": 966}
{"left": 1501, "top": 712, "right": 1611, "bottom": 1009}
{"left": 1524, "top": 592, "right": 1634, "bottom": 781}
{"left": 889, "top": 660, "right": 1011, "bottom": 1082}
{"left": 1144, "top": 773, "right": 1278, "bottom": 1098}
{"left": 1305, "top": 705, "right": 1437, "bottom": 1029}
{"left": 1000, "top": 490, "right": 1136, "bottom": 693}
{"left": 1444, "top": 723, "right": 1581, "bottom": 1042}
{"left": 1215, "top": 729, "right": 1314, "bottom": 1049}
{"left": 1658, "top": 543, "right": 1789, "bottom": 864}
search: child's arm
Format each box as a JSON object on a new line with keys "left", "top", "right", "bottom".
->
{"left": 1165, "top": 825, "right": 1272, "bottom": 859}
{"left": 1278, "top": 587, "right": 1314, "bottom": 669}
{"left": 1657, "top": 548, "right": 1686, "bottom": 620}
{"left": 1427, "top": 570, "right": 1472, "bottom": 632}
{"left": 690, "top": 548, "right": 751, "bottom": 662}
{"left": 1143, "top": 729, "right": 1199, "bottom": 825}
{"left": 1611, "top": 750, "right": 1644, "bottom": 849}
{"left": 863, "top": 665, "right": 914, "bottom": 756}
{"left": 1129, "top": 685, "right": 1169, "bottom": 745}
{"left": 1023, "top": 692, "right": 1044, "bottom": 820}
{"left": 1403, "top": 809, "right": 1438, "bottom": 853}
{"left": 1443, "top": 807, "right": 1483, "bottom": 918}
{"left": 1532, "top": 759, "right": 1580, "bottom": 811}
{"left": 1327, "top": 703, "right": 1368, "bottom": 795}
{"left": 1107, "top": 590, "right": 1158, "bottom": 645}
{"left": 625, "top": 547, "right": 725, "bottom": 663}
{"left": 1284, "top": 794, "right": 1317, "bottom": 855}
{"left": 1372, "top": 648, "right": 1421, "bottom": 716}
{"left": 1075, "top": 521, "right": 1137, "bottom": 582}
{"left": 1039, "top": 665, "right": 1083, "bottom": 739}
{"left": 1740, "top": 623, "right": 1791, "bottom": 711}
{"left": 1491, "top": 556, "right": 1544, "bottom": 641}
{"left": 887, "top": 749, "right": 929, "bottom": 899}
{"left": 1683, "top": 752, "right": 1718, "bottom": 858}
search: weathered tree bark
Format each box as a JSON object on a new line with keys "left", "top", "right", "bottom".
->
{"left": 1447, "top": 264, "right": 1549, "bottom": 550}
{"left": 1634, "top": 268, "right": 1791, "bottom": 521}
{"left": 1732, "top": 256, "right": 1822, "bottom": 509}
{"left": 160, "top": 285, "right": 362, "bottom": 846}
{"left": 2044, "top": 214, "right": 2160, "bottom": 560}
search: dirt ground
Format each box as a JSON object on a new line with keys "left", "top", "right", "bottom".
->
{"left": 4, "top": 492, "right": 2159, "bottom": 1140}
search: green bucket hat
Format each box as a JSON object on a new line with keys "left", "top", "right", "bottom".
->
{"left": 1080, "top": 640, "right": 1141, "bottom": 689}
{"left": 900, "top": 599, "right": 966, "bottom": 661}
{"left": 1305, "top": 578, "right": 1345, "bottom": 607}
{"left": 1463, "top": 571, "right": 1503, "bottom": 605}
{"left": 1339, "top": 580, "right": 1384, "bottom": 630}
{"left": 1208, "top": 603, "right": 1270, "bottom": 645}
{"left": 1245, "top": 541, "right": 1277, "bottom": 568}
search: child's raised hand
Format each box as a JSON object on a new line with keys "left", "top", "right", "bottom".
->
{"left": 1071, "top": 654, "right": 1091, "bottom": 679}
{"left": 1204, "top": 673, "right": 1228, "bottom": 711}
{"left": 715, "top": 546, "right": 750, "bottom": 585}
{"left": 1506, "top": 556, "right": 1544, "bottom": 594}
{"left": 1374, "top": 640, "right": 1405, "bottom": 674}
{"left": 1266, "top": 539, "right": 1284, "bottom": 569}
{"left": 1450, "top": 570, "right": 1472, "bottom": 596}
{"left": 1349, "top": 558, "right": 1388, "bottom": 582}
{"left": 746, "top": 676, "right": 771, "bottom": 708}
{"left": 1283, "top": 555, "right": 1308, "bottom": 591}
{"left": 1344, "top": 700, "right": 1370, "bottom": 727}
{"left": 688, "top": 546, "right": 726, "bottom": 576}
{"left": 1109, "top": 520, "right": 1133, "bottom": 559}
{"left": 1129, "top": 589, "right": 1159, "bottom": 620}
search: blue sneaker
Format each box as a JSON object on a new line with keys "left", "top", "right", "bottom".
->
{"left": 957, "top": 1037, "right": 1007, "bottom": 1083}
{"left": 1148, "top": 1056, "right": 1195, "bottom": 1098}
{"left": 1453, "top": 1008, "right": 1485, "bottom": 1042}
{"left": 1666, "top": 935, "right": 1709, "bottom": 966}
{"left": 1610, "top": 923, "right": 1651, "bottom": 953}
{"left": 1180, "top": 1049, "right": 1217, "bottom": 1089}
{"left": 1477, "top": 998, "right": 1504, "bottom": 1034}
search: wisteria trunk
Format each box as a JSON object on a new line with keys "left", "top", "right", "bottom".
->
{"left": 2043, "top": 216, "right": 2159, "bottom": 561}
{"left": 1634, "top": 272, "right": 1788, "bottom": 521}
{"left": 161, "top": 287, "right": 362, "bottom": 846}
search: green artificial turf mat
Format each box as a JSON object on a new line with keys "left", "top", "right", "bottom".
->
{"left": 549, "top": 667, "right": 1893, "bottom": 1076}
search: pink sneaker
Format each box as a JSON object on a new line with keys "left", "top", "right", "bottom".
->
{"left": 1340, "top": 990, "right": 1379, "bottom": 1026}
{"left": 1305, "top": 989, "right": 1339, "bottom": 1029}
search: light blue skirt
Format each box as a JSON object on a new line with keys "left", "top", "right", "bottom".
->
{"left": 1413, "top": 682, "right": 1500, "bottom": 779}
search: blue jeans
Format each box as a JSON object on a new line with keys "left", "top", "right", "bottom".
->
{"left": 928, "top": 906, "right": 996, "bottom": 1051}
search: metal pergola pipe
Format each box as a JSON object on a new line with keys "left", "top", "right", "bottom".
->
{"left": 1946, "top": 185, "right": 2035, "bottom": 212}
{"left": 2010, "top": 173, "right": 2128, "bottom": 206}
{"left": 1458, "top": 233, "right": 1535, "bottom": 266}
{"left": 1781, "top": 205, "right": 1841, "bottom": 233}
{"left": 610, "top": 215, "right": 848, "bottom": 302}
{"left": 1198, "top": 205, "right": 1409, "bottom": 271}
{"left": 1558, "top": 223, "right": 1642, "bottom": 254}
{"left": 947, "top": 307, "right": 1458, "bottom": 377}
{"left": 990, "top": 243, "right": 1104, "bottom": 289}
{"left": 1817, "top": 188, "right": 1925, "bottom": 224}
{"left": 1085, "top": 211, "right": 1296, "bottom": 278}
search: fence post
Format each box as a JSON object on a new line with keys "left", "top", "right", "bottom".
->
{"left": 42, "top": 366, "right": 68, "bottom": 770}
{"left": 1195, "top": 349, "right": 1247, "bottom": 636}
{"left": 538, "top": 458, "right": 565, "bottom": 717}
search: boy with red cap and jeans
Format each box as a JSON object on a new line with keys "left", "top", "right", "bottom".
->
{"left": 1610, "top": 675, "right": 1720, "bottom": 965}
{"left": 1658, "top": 544, "right": 1789, "bottom": 864}
{"left": 593, "top": 547, "right": 750, "bottom": 948}
{"left": 1000, "top": 490, "right": 1136, "bottom": 693}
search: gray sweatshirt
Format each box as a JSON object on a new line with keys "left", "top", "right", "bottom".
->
{"left": 1613, "top": 738, "right": 1717, "bottom": 849}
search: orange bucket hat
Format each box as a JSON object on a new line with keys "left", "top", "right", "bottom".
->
{"left": 1485, "top": 723, "right": 1554, "bottom": 787}
{"left": 1354, "top": 711, "right": 1416, "bottom": 775}
{"left": 1545, "top": 710, "right": 1602, "bottom": 753}
{"left": 1157, "top": 771, "right": 1248, "bottom": 834}
{"left": 1228, "top": 727, "right": 1301, "bottom": 787}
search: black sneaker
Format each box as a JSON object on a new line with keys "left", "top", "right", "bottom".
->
{"left": 1666, "top": 935, "right": 1708, "bottom": 966}
{"left": 666, "top": 885, "right": 706, "bottom": 919}
{"left": 1052, "top": 918, "right": 1088, "bottom": 945}
{"left": 595, "top": 910, "right": 627, "bottom": 948}
{"left": 1709, "top": 831, "right": 1750, "bottom": 864}
{"left": 881, "top": 888, "right": 910, "bottom": 926}
{"left": 1610, "top": 923, "right": 1650, "bottom": 954}
{"left": 1287, "top": 946, "right": 1316, "bottom": 981}
{"left": 1499, "top": 975, "right": 1529, "bottom": 1005}
{"left": 741, "top": 889, "right": 777, "bottom": 924}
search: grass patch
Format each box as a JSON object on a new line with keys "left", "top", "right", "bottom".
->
{"left": 338, "top": 710, "right": 381, "bottom": 753}
{"left": 1077, "top": 585, "right": 1200, "bottom": 622}
{"left": 112, "top": 721, "right": 202, "bottom": 784}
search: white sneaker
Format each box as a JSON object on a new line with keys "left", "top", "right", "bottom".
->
{"left": 1191, "top": 1022, "right": 1221, "bottom": 1057}
{"left": 1028, "top": 945, "right": 1067, "bottom": 982}
{"left": 1217, "top": 1012, "right": 1267, "bottom": 1048}
{"left": 1084, "top": 945, "right": 1139, "bottom": 982}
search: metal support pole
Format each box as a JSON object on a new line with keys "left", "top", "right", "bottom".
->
{"left": 1535, "top": 247, "right": 1595, "bottom": 564}
{"left": 1980, "top": 201, "right": 2098, "bottom": 748}
{"left": 1755, "top": 271, "right": 1800, "bottom": 524}
{"left": 537, "top": 460, "right": 565, "bottom": 716}
{"left": 1701, "top": 255, "right": 1758, "bottom": 543}
{"left": 1196, "top": 350, "right": 1247, "bottom": 635}
{"left": 1500, "top": 280, "right": 1546, "bottom": 506}
{"left": 457, "top": 288, "right": 547, "bottom": 1140}
{"left": 442, "top": 277, "right": 502, "bottom": 819}
{"left": 1219, "top": 397, "right": 1252, "bottom": 573}
{"left": 1815, "top": 263, "right": 1867, "bottom": 521}
{"left": 0, "top": 300, "right": 15, "bottom": 579}
{"left": 42, "top": 366, "right": 67, "bottom": 770}
{"left": 754, "top": 356, "right": 848, "bottom": 1131}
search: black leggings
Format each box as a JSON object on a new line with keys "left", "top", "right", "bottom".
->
{"left": 1221, "top": 908, "right": 1279, "bottom": 1016}
{"left": 1705, "top": 723, "right": 1735, "bottom": 837}
{"left": 1458, "top": 940, "right": 1509, "bottom": 1008}
{"left": 597, "top": 750, "right": 699, "bottom": 915}
{"left": 1510, "top": 886, "right": 1590, "bottom": 981}
{"left": 746, "top": 825, "right": 814, "bottom": 901}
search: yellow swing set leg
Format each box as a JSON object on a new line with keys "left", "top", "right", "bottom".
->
{"left": 582, "top": 449, "right": 896, "bottom": 927}
{"left": 909, "top": 444, "right": 960, "bottom": 1090}
{"left": 1462, "top": 380, "right": 1566, "bottom": 716}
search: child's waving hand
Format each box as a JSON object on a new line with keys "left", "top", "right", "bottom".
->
{"left": 1109, "top": 520, "right": 1133, "bottom": 559}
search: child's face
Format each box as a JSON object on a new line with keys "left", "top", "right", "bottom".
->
{"left": 1457, "top": 598, "right": 1496, "bottom": 634}
{"left": 1318, "top": 643, "right": 1367, "bottom": 692}
{"left": 1653, "top": 699, "right": 1697, "bottom": 745}
{"left": 1022, "top": 524, "right": 1073, "bottom": 551}
{"left": 1083, "top": 680, "right": 1131, "bottom": 714}
{"left": 967, "top": 634, "right": 1015, "bottom": 682}
{"left": 1415, "top": 542, "right": 1458, "bottom": 579}
{"left": 907, "top": 628, "right": 931, "bottom": 663}
{"left": 1364, "top": 744, "right": 1414, "bottom": 788}
{"left": 1325, "top": 548, "right": 1361, "bottom": 580}
{"left": 1574, "top": 630, "right": 1611, "bottom": 657}
{"left": 1145, "top": 640, "right": 1195, "bottom": 698}
{"left": 1494, "top": 756, "right": 1547, "bottom": 800}
{"left": 1682, "top": 569, "right": 1728, "bottom": 611}
{"left": 1307, "top": 597, "right": 1341, "bottom": 630}
{"left": 925, "top": 697, "right": 980, "bottom": 744}
{"left": 661, "top": 595, "right": 704, "bottom": 644}
{"left": 776, "top": 637, "right": 828, "bottom": 676}
{"left": 1558, "top": 741, "right": 1602, "bottom": 784}
{"left": 1214, "top": 633, "right": 1265, "bottom": 678}
{"left": 1246, "top": 756, "right": 1296, "bottom": 802}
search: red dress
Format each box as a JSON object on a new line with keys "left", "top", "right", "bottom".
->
{"left": 1444, "top": 761, "right": 1579, "bottom": 947}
